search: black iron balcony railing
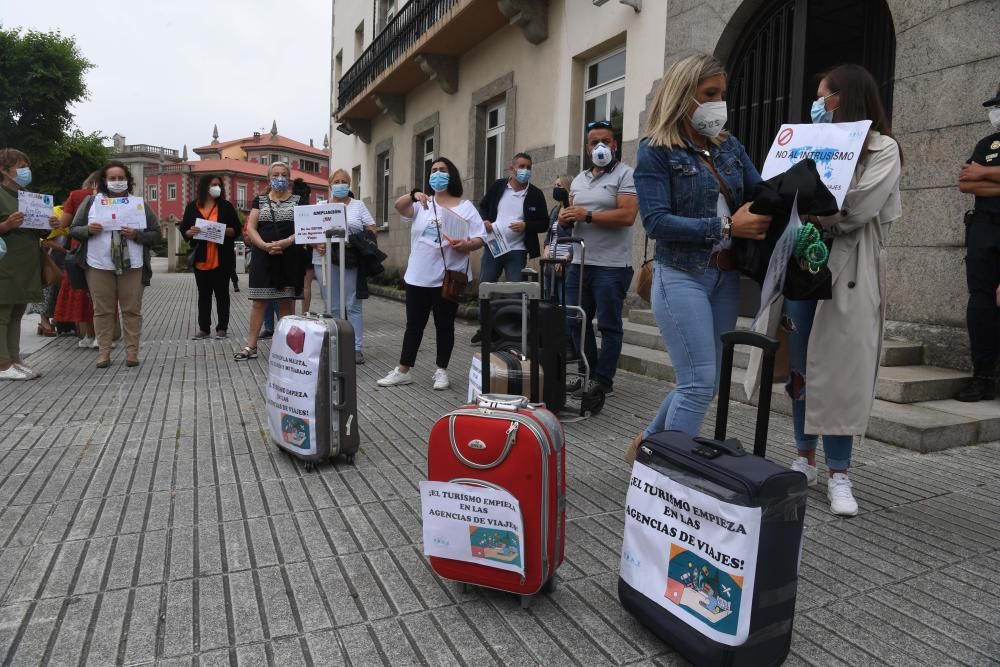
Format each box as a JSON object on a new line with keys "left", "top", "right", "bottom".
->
{"left": 337, "top": 0, "right": 459, "bottom": 113}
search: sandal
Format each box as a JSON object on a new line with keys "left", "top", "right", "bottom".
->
{"left": 234, "top": 346, "right": 258, "bottom": 361}
{"left": 37, "top": 323, "right": 57, "bottom": 337}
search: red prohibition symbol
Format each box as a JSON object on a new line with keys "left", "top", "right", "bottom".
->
{"left": 777, "top": 128, "right": 794, "bottom": 146}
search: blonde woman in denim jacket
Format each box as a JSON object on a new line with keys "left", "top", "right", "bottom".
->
{"left": 627, "top": 54, "right": 771, "bottom": 462}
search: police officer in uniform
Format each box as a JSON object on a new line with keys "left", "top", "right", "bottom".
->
{"left": 955, "top": 84, "right": 1000, "bottom": 402}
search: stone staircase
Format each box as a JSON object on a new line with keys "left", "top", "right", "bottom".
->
{"left": 615, "top": 309, "right": 1000, "bottom": 452}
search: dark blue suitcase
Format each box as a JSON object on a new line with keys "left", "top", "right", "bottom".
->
{"left": 618, "top": 331, "right": 807, "bottom": 666}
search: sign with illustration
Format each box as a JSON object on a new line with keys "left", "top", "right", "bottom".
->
{"left": 91, "top": 196, "right": 148, "bottom": 231}
{"left": 294, "top": 202, "right": 347, "bottom": 244}
{"left": 194, "top": 218, "right": 226, "bottom": 244}
{"left": 265, "top": 318, "right": 325, "bottom": 455}
{"left": 761, "top": 120, "right": 872, "bottom": 208}
{"left": 420, "top": 480, "right": 525, "bottom": 576}
{"left": 620, "top": 462, "right": 762, "bottom": 646}
{"left": 17, "top": 191, "right": 55, "bottom": 230}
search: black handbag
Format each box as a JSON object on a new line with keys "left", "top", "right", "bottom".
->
{"left": 783, "top": 237, "right": 833, "bottom": 301}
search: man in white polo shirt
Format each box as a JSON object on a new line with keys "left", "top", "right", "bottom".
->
{"left": 558, "top": 120, "right": 639, "bottom": 396}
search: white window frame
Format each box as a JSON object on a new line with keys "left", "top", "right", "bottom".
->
{"left": 237, "top": 184, "right": 247, "bottom": 209}
{"left": 484, "top": 102, "right": 506, "bottom": 186}
{"left": 418, "top": 133, "right": 434, "bottom": 189}
{"left": 582, "top": 47, "right": 626, "bottom": 168}
{"left": 167, "top": 183, "right": 177, "bottom": 200}
{"left": 147, "top": 184, "right": 158, "bottom": 201}
{"left": 376, "top": 151, "right": 391, "bottom": 228}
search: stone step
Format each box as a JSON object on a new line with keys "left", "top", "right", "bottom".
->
{"left": 881, "top": 339, "right": 924, "bottom": 367}
{"left": 875, "top": 365, "right": 969, "bottom": 403}
{"left": 616, "top": 343, "right": 998, "bottom": 451}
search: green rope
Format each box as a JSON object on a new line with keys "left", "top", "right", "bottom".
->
{"left": 794, "top": 222, "right": 828, "bottom": 273}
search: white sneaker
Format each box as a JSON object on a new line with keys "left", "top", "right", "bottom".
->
{"left": 78, "top": 336, "right": 94, "bottom": 348}
{"left": 790, "top": 457, "right": 818, "bottom": 486}
{"left": 377, "top": 367, "right": 413, "bottom": 387}
{"left": 827, "top": 473, "right": 859, "bottom": 517}
{"left": 433, "top": 368, "right": 450, "bottom": 390}
{"left": 13, "top": 363, "right": 38, "bottom": 379}
{"left": 0, "top": 366, "right": 30, "bottom": 381}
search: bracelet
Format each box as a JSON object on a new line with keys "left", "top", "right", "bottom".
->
{"left": 410, "top": 188, "right": 421, "bottom": 203}
{"left": 794, "top": 223, "right": 829, "bottom": 273}
{"left": 721, "top": 216, "right": 733, "bottom": 241}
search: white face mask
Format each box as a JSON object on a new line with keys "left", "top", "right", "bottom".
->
{"left": 690, "top": 99, "right": 728, "bottom": 138}
{"left": 990, "top": 108, "right": 1000, "bottom": 131}
{"left": 107, "top": 179, "right": 129, "bottom": 194}
{"left": 591, "top": 143, "right": 613, "bottom": 168}
{"left": 208, "top": 185, "right": 222, "bottom": 198}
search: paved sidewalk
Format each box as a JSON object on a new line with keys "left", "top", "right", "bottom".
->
{"left": 1, "top": 271, "right": 998, "bottom": 666}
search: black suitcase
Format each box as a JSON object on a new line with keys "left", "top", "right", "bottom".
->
{"left": 266, "top": 230, "right": 360, "bottom": 467}
{"left": 618, "top": 330, "right": 807, "bottom": 667}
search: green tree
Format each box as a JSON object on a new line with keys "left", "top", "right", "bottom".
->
{"left": 0, "top": 27, "right": 107, "bottom": 201}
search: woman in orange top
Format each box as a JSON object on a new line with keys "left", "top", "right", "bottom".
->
{"left": 181, "top": 174, "right": 241, "bottom": 339}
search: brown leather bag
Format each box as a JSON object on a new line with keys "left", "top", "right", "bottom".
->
{"left": 433, "top": 199, "right": 470, "bottom": 303}
{"left": 39, "top": 249, "right": 62, "bottom": 287}
{"left": 634, "top": 235, "right": 653, "bottom": 303}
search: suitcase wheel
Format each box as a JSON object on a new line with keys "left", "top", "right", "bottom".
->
{"left": 344, "top": 453, "right": 356, "bottom": 465}
{"left": 519, "top": 594, "right": 534, "bottom": 610}
{"left": 580, "top": 386, "right": 606, "bottom": 416}
{"left": 542, "top": 576, "right": 557, "bottom": 594}
{"left": 303, "top": 461, "right": 316, "bottom": 472}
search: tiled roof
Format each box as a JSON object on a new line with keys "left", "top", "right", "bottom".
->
{"left": 193, "top": 133, "right": 328, "bottom": 158}
{"left": 188, "top": 159, "right": 328, "bottom": 187}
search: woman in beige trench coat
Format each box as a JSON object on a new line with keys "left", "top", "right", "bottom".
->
{"left": 747, "top": 64, "right": 902, "bottom": 517}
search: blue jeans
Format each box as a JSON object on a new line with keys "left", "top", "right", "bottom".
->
{"left": 480, "top": 249, "right": 528, "bottom": 283}
{"left": 263, "top": 301, "right": 279, "bottom": 331}
{"left": 565, "top": 264, "right": 633, "bottom": 386}
{"left": 644, "top": 264, "right": 740, "bottom": 437}
{"left": 783, "top": 298, "right": 854, "bottom": 470}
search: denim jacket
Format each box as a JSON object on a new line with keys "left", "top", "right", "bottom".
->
{"left": 635, "top": 134, "right": 761, "bottom": 274}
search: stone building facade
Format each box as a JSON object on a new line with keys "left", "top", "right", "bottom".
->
{"left": 330, "top": 0, "right": 1000, "bottom": 370}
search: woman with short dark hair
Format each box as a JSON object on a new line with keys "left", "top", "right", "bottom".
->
{"left": 181, "top": 174, "right": 241, "bottom": 339}
{"left": 70, "top": 161, "right": 161, "bottom": 368}
{"left": 377, "top": 157, "right": 487, "bottom": 390}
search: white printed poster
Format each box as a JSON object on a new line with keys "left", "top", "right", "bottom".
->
{"left": 467, "top": 354, "right": 482, "bottom": 403}
{"left": 421, "top": 480, "right": 525, "bottom": 576}
{"left": 760, "top": 120, "right": 872, "bottom": 208}
{"left": 485, "top": 229, "right": 511, "bottom": 258}
{"left": 620, "top": 462, "right": 762, "bottom": 646}
{"left": 91, "top": 196, "right": 148, "bottom": 231}
{"left": 294, "top": 203, "right": 347, "bottom": 244}
{"left": 266, "top": 318, "right": 325, "bottom": 455}
{"left": 419, "top": 205, "right": 470, "bottom": 249}
{"left": 17, "top": 191, "right": 55, "bottom": 230}
{"left": 194, "top": 219, "right": 226, "bottom": 244}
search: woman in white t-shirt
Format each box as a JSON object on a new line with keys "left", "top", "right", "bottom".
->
{"left": 312, "top": 169, "right": 377, "bottom": 364}
{"left": 377, "top": 157, "right": 486, "bottom": 390}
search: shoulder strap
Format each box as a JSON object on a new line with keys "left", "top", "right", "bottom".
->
{"left": 697, "top": 152, "right": 737, "bottom": 212}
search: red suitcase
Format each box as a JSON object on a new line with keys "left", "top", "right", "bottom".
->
{"left": 425, "top": 283, "right": 566, "bottom": 608}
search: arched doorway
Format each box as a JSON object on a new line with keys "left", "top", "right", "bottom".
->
{"left": 724, "top": 0, "right": 896, "bottom": 168}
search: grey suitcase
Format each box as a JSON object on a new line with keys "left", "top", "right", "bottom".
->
{"left": 269, "top": 230, "right": 360, "bottom": 467}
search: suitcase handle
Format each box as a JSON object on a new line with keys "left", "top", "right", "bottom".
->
{"left": 693, "top": 436, "right": 747, "bottom": 458}
{"left": 715, "top": 329, "right": 780, "bottom": 457}
{"left": 330, "top": 370, "right": 347, "bottom": 410}
{"left": 478, "top": 394, "right": 529, "bottom": 411}
{"left": 480, "top": 286, "right": 541, "bottom": 403}
{"left": 478, "top": 281, "right": 541, "bottom": 299}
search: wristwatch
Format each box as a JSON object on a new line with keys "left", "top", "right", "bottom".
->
{"left": 409, "top": 188, "right": 422, "bottom": 203}
{"left": 721, "top": 216, "right": 733, "bottom": 241}
{"left": 585, "top": 211, "right": 593, "bottom": 224}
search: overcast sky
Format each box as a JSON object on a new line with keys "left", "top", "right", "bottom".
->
{"left": 2, "top": 1, "right": 333, "bottom": 153}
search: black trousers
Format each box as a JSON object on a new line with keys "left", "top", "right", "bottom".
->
{"left": 194, "top": 267, "right": 231, "bottom": 333}
{"left": 400, "top": 283, "right": 458, "bottom": 369}
{"left": 965, "top": 216, "right": 1000, "bottom": 377}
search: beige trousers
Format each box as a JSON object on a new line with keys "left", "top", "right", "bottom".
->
{"left": 87, "top": 268, "right": 143, "bottom": 355}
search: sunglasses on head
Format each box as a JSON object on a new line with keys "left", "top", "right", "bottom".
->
{"left": 587, "top": 120, "right": 613, "bottom": 130}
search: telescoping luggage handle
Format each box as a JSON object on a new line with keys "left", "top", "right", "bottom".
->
{"left": 479, "top": 282, "right": 542, "bottom": 403}
{"left": 710, "top": 329, "right": 780, "bottom": 458}
{"left": 324, "top": 227, "right": 348, "bottom": 320}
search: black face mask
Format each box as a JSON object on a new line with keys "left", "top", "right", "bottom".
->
{"left": 552, "top": 186, "right": 568, "bottom": 203}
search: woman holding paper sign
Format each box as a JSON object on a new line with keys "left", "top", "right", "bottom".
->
{"left": 378, "top": 157, "right": 487, "bottom": 390}
{"left": 69, "top": 161, "right": 161, "bottom": 368}
{"left": 235, "top": 161, "right": 306, "bottom": 361}
{"left": 312, "top": 168, "right": 377, "bottom": 364}
{"left": 762, "top": 64, "right": 901, "bottom": 517}
{"left": 630, "top": 54, "right": 771, "bottom": 458}
{"left": 0, "top": 148, "right": 52, "bottom": 380}
{"left": 181, "top": 174, "right": 241, "bottom": 340}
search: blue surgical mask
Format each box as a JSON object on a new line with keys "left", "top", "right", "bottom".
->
{"left": 810, "top": 97, "right": 834, "bottom": 124}
{"left": 515, "top": 168, "right": 531, "bottom": 184}
{"left": 330, "top": 183, "right": 350, "bottom": 199}
{"left": 429, "top": 171, "right": 450, "bottom": 193}
{"left": 271, "top": 176, "right": 289, "bottom": 192}
{"left": 14, "top": 167, "right": 32, "bottom": 187}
